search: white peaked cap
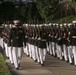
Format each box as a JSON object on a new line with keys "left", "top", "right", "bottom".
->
{"left": 53, "top": 23, "right": 55, "bottom": 25}
{"left": 72, "top": 20, "right": 76, "bottom": 23}
{"left": 44, "top": 23, "right": 47, "bottom": 26}
{"left": 63, "top": 23, "right": 67, "bottom": 25}
{"left": 33, "top": 25, "right": 35, "bottom": 27}
{"left": 2, "top": 24, "right": 4, "bottom": 26}
{"left": 25, "top": 24, "right": 28, "bottom": 26}
{"left": 22, "top": 24, "right": 25, "bottom": 26}
{"left": 5, "top": 24, "right": 7, "bottom": 27}
{"left": 68, "top": 23, "right": 72, "bottom": 26}
{"left": 56, "top": 23, "right": 58, "bottom": 25}
{"left": 9, "top": 24, "right": 12, "bottom": 28}
{"left": 31, "top": 24, "right": 35, "bottom": 27}
{"left": 36, "top": 24, "right": 38, "bottom": 27}
{"left": 60, "top": 24, "right": 62, "bottom": 26}
{"left": 23, "top": 24, "right": 25, "bottom": 26}
{"left": 30, "top": 24, "right": 33, "bottom": 26}
{"left": 49, "top": 23, "right": 51, "bottom": 25}
{"left": 39, "top": 24, "right": 43, "bottom": 27}
{"left": 13, "top": 20, "right": 20, "bottom": 23}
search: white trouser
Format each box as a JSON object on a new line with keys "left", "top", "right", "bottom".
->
{"left": 23, "top": 46, "right": 27, "bottom": 54}
{"left": 27, "top": 43, "right": 30, "bottom": 55}
{"left": 46, "top": 42, "right": 49, "bottom": 53}
{"left": 56, "top": 43, "right": 59, "bottom": 58}
{"left": 28, "top": 43, "right": 30, "bottom": 56}
{"left": 32, "top": 45, "right": 36, "bottom": 61}
{"left": 38, "top": 48, "right": 47, "bottom": 64}
{"left": 23, "top": 43, "right": 29, "bottom": 56}
{"left": 35, "top": 46, "right": 40, "bottom": 63}
{"left": 8, "top": 47, "right": 13, "bottom": 64}
{"left": 23, "top": 43, "right": 26, "bottom": 54}
{"left": 43, "top": 49, "right": 47, "bottom": 61}
{"left": 12, "top": 47, "right": 22, "bottom": 68}
{"left": 72, "top": 46, "right": 76, "bottom": 65}
{"left": 49, "top": 42, "right": 52, "bottom": 55}
{"left": 58, "top": 45, "right": 63, "bottom": 60}
{"left": 29, "top": 44, "right": 32, "bottom": 58}
{"left": 26, "top": 43, "right": 29, "bottom": 55}
{"left": 63, "top": 44, "right": 68, "bottom": 61}
{"left": 30, "top": 44, "right": 33, "bottom": 58}
{"left": 31, "top": 44, "right": 34, "bottom": 59}
{"left": 52, "top": 42, "right": 55, "bottom": 56}
{"left": 4, "top": 42, "right": 9, "bottom": 57}
{"left": 67, "top": 46, "right": 73, "bottom": 64}
{"left": 0, "top": 38, "right": 3, "bottom": 48}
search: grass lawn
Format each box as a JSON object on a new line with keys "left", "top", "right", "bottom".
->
{"left": 0, "top": 52, "right": 11, "bottom": 75}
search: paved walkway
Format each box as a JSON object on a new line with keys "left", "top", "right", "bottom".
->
{"left": 6, "top": 53, "right": 76, "bottom": 75}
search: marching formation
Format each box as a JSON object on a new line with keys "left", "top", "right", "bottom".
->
{"left": 0, "top": 20, "right": 76, "bottom": 70}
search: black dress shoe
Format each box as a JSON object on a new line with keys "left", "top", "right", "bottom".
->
{"left": 70, "top": 63, "right": 73, "bottom": 65}
{"left": 11, "top": 63, "right": 14, "bottom": 65}
{"left": 38, "top": 62, "right": 41, "bottom": 64}
{"left": 66, "top": 60, "right": 69, "bottom": 62}
{"left": 16, "top": 67, "right": 19, "bottom": 70}
{"left": 6, "top": 57, "right": 9, "bottom": 59}
{"left": 27, "top": 55, "right": 29, "bottom": 57}
{"left": 48, "top": 52, "right": 50, "bottom": 55}
{"left": 18, "top": 64, "right": 20, "bottom": 67}
{"left": 34, "top": 59, "right": 37, "bottom": 62}
{"left": 41, "top": 64, "right": 44, "bottom": 66}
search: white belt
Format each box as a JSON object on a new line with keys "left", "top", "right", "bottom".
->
{"left": 41, "top": 39, "right": 46, "bottom": 41}
{"left": 38, "top": 39, "right": 46, "bottom": 41}
{"left": 72, "top": 36, "right": 76, "bottom": 38}
{"left": 55, "top": 36, "right": 57, "bottom": 38}
{"left": 32, "top": 37, "right": 34, "bottom": 39}
{"left": 25, "top": 36, "right": 27, "bottom": 38}
{"left": 58, "top": 38, "right": 61, "bottom": 40}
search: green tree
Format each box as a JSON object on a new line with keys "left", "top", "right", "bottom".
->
{"left": 71, "top": 0, "right": 76, "bottom": 15}
{"left": 35, "top": 0, "right": 59, "bottom": 23}
{"left": 0, "top": 1, "right": 16, "bottom": 22}
{"left": 20, "top": 2, "right": 42, "bottom": 23}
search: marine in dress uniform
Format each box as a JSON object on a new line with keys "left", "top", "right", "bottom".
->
{"left": 28, "top": 26, "right": 33, "bottom": 58}
{"left": 62, "top": 23, "right": 68, "bottom": 61}
{"left": 2, "top": 23, "right": 9, "bottom": 58}
{"left": 55, "top": 23, "right": 59, "bottom": 58}
{"left": 23, "top": 24, "right": 29, "bottom": 56}
{"left": 71, "top": 21, "right": 76, "bottom": 65}
{"left": 32, "top": 26, "right": 37, "bottom": 61}
{"left": 0, "top": 25, "right": 4, "bottom": 49}
{"left": 37, "top": 25, "right": 47, "bottom": 65}
{"left": 34, "top": 25, "right": 40, "bottom": 63}
{"left": 57, "top": 24, "right": 63, "bottom": 60}
{"left": 51, "top": 24, "right": 56, "bottom": 56}
{"left": 7, "top": 22, "right": 14, "bottom": 64}
{"left": 48, "top": 23, "right": 53, "bottom": 55}
{"left": 67, "top": 23, "right": 73, "bottom": 64}
{"left": 9, "top": 20, "right": 26, "bottom": 69}
{"left": 45, "top": 24, "right": 50, "bottom": 54}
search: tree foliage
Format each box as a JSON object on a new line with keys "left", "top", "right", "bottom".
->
{"left": 0, "top": 1, "right": 16, "bottom": 23}
{"left": 35, "top": 0, "right": 59, "bottom": 23}
{"left": 0, "top": 1, "right": 42, "bottom": 23}
{"left": 20, "top": 2, "right": 42, "bottom": 23}
{"left": 1, "top": 0, "right": 76, "bottom": 23}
